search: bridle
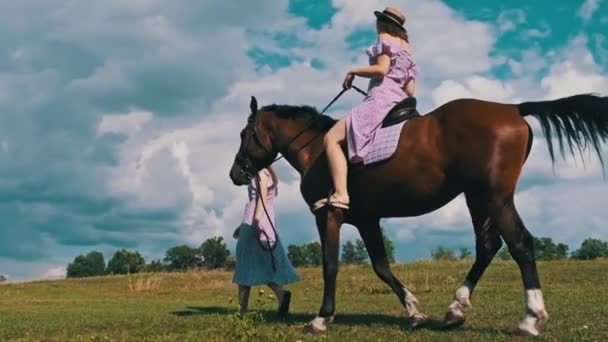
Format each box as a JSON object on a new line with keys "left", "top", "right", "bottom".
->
{"left": 237, "top": 85, "right": 368, "bottom": 181}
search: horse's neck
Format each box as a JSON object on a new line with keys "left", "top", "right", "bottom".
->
{"left": 275, "top": 123, "right": 326, "bottom": 175}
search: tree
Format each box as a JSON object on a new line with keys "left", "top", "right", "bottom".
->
{"left": 288, "top": 244, "right": 307, "bottom": 267}
{"left": 67, "top": 251, "right": 106, "bottom": 278}
{"left": 106, "top": 249, "right": 146, "bottom": 275}
{"left": 533, "top": 237, "right": 569, "bottom": 260}
{"left": 200, "top": 237, "right": 231, "bottom": 269}
{"left": 341, "top": 241, "right": 358, "bottom": 264}
{"left": 341, "top": 240, "right": 368, "bottom": 264}
{"left": 556, "top": 243, "right": 569, "bottom": 259}
{"left": 0, "top": 275, "right": 6, "bottom": 283}
{"left": 572, "top": 238, "right": 608, "bottom": 260}
{"left": 459, "top": 247, "right": 472, "bottom": 260}
{"left": 354, "top": 240, "right": 368, "bottom": 264}
{"left": 303, "top": 241, "right": 322, "bottom": 267}
{"left": 431, "top": 246, "right": 457, "bottom": 261}
{"left": 164, "top": 245, "right": 201, "bottom": 270}
{"left": 225, "top": 256, "right": 236, "bottom": 271}
{"left": 287, "top": 242, "right": 322, "bottom": 267}
{"left": 143, "top": 259, "right": 169, "bottom": 273}
{"left": 382, "top": 229, "right": 396, "bottom": 263}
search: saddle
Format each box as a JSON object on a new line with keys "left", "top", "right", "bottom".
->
{"left": 381, "top": 97, "right": 420, "bottom": 128}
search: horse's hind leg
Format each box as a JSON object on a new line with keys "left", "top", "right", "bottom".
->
{"left": 357, "top": 219, "right": 428, "bottom": 329}
{"left": 444, "top": 193, "right": 503, "bottom": 328}
{"left": 491, "top": 196, "right": 548, "bottom": 336}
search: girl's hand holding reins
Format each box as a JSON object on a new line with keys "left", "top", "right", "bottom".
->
{"left": 343, "top": 71, "right": 354, "bottom": 90}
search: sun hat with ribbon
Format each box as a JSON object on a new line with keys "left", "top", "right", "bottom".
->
{"left": 374, "top": 7, "right": 406, "bottom": 27}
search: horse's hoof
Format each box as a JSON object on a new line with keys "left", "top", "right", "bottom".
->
{"left": 443, "top": 310, "right": 465, "bottom": 329}
{"left": 515, "top": 315, "right": 542, "bottom": 336}
{"left": 303, "top": 316, "right": 333, "bottom": 334}
{"left": 514, "top": 326, "right": 540, "bottom": 337}
{"left": 409, "top": 313, "right": 428, "bottom": 329}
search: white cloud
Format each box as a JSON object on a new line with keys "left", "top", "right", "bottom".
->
{"left": 525, "top": 23, "right": 551, "bottom": 38}
{"left": 98, "top": 109, "right": 153, "bottom": 136}
{"left": 538, "top": 35, "right": 608, "bottom": 99}
{"left": 431, "top": 76, "right": 515, "bottom": 106}
{"left": 516, "top": 181, "right": 608, "bottom": 249}
{"left": 395, "top": 228, "right": 415, "bottom": 242}
{"left": 43, "top": 266, "right": 66, "bottom": 280}
{"left": 541, "top": 61, "right": 608, "bottom": 99}
{"left": 497, "top": 9, "right": 526, "bottom": 32}
{"left": 578, "top": 0, "right": 601, "bottom": 20}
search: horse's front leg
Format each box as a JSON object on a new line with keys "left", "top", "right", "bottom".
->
{"left": 306, "top": 209, "right": 343, "bottom": 334}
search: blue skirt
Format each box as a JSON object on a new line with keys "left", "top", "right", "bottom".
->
{"left": 232, "top": 224, "right": 300, "bottom": 286}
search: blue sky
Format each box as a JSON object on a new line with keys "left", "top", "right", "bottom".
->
{"left": 0, "top": 0, "right": 607, "bottom": 281}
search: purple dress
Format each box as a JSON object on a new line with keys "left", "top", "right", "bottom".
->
{"left": 346, "top": 39, "right": 420, "bottom": 164}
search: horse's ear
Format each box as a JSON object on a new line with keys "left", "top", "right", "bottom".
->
{"left": 250, "top": 96, "right": 258, "bottom": 116}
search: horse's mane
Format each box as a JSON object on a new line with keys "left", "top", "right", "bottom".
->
{"left": 259, "top": 104, "right": 337, "bottom": 131}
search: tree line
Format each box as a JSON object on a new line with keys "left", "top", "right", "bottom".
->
{"left": 66, "top": 237, "right": 232, "bottom": 278}
{"left": 66, "top": 229, "right": 396, "bottom": 278}
{"left": 430, "top": 237, "right": 608, "bottom": 261}
{"left": 65, "top": 233, "right": 608, "bottom": 278}
{"left": 287, "top": 228, "right": 395, "bottom": 266}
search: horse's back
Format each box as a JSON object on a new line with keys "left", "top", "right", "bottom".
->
{"left": 420, "top": 98, "right": 531, "bottom": 191}
{"left": 345, "top": 97, "right": 531, "bottom": 218}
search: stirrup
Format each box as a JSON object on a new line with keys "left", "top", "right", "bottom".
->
{"left": 312, "top": 194, "right": 349, "bottom": 211}
{"left": 329, "top": 194, "right": 349, "bottom": 209}
{"left": 312, "top": 197, "right": 329, "bottom": 211}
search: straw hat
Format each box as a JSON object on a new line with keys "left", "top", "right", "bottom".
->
{"left": 374, "top": 7, "right": 406, "bottom": 27}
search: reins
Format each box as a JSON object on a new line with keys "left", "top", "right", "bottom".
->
{"left": 252, "top": 84, "right": 367, "bottom": 273}
{"left": 269, "top": 85, "right": 368, "bottom": 164}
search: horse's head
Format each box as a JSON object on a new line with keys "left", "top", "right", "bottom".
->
{"left": 229, "top": 96, "right": 279, "bottom": 185}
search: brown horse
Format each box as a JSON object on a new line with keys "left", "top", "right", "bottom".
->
{"left": 229, "top": 93, "right": 608, "bottom": 336}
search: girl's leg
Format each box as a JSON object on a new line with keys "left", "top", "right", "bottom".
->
{"left": 268, "top": 282, "right": 286, "bottom": 303}
{"left": 268, "top": 282, "right": 291, "bottom": 317}
{"left": 238, "top": 285, "right": 251, "bottom": 315}
{"left": 323, "top": 118, "right": 349, "bottom": 205}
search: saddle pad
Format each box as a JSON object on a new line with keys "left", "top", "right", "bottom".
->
{"left": 362, "top": 120, "right": 407, "bottom": 165}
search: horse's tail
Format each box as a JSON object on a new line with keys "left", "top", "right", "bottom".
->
{"left": 517, "top": 94, "right": 608, "bottom": 172}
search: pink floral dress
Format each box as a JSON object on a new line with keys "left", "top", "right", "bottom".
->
{"left": 345, "top": 39, "right": 420, "bottom": 164}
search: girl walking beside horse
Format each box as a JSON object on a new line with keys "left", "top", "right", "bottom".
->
{"left": 232, "top": 166, "right": 300, "bottom": 317}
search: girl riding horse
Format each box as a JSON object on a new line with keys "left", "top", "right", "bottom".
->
{"left": 316, "top": 7, "right": 419, "bottom": 211}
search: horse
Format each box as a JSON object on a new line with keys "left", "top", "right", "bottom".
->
{"left": 229, "top": 92, "right": 608, "bottom": 336}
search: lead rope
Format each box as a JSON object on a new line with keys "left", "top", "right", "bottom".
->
{"left": 255, "top": 175, "right": 278, "bottom": 272}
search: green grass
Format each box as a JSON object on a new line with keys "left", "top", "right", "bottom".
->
{"left": 1, "top": 259, "right": 607, "bottom": 341}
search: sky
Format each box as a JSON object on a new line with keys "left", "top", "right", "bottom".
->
{"left": 0, "top": 0, "right": 607, "bottom": 281}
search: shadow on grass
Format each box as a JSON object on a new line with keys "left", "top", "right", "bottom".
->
{"left": 171, "top": 306, "right": 512, "bottom": 335}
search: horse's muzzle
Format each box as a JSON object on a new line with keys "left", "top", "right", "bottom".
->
{"left": 229, "top": 162, "right": 253, "bottom": 186}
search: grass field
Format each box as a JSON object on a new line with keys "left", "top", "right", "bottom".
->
{"left": 1, "top": 259, "right": 607, "bottom": 341}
